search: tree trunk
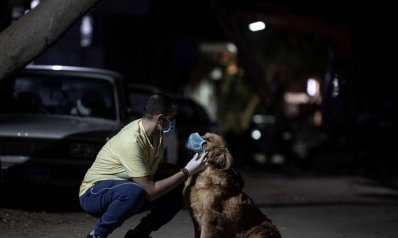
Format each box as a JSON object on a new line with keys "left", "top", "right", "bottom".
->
{"left": 0, "top": 0, "right": 102, "bottom": 82}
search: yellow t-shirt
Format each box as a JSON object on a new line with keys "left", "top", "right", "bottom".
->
{"left": 79, "top": 119, "right": 164, "bottom": 196}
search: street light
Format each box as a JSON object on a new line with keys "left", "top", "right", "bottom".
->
{"left": 249, "top": 21, "right": 266, "bottom": 32}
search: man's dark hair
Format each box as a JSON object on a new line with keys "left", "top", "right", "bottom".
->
{"left": 143, "top": 93, "right": 175, "bottom": 119}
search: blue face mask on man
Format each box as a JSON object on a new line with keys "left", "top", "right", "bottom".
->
{"left": 188, "top": 132, "right": 206, "bottom": 154}
{"left": 163, "top": 118, "right": 176, "bottom": 135}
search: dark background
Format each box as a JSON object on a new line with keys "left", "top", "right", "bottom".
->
{"left": 2, "top": 0, "right": 395, "bottom": 93}
{"left": 1, "top": 0, "right": 397, "bottom": 178}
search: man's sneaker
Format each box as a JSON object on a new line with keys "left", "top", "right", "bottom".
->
{"left": 86, "top": 232, "right": 105, "bottom": 238}
{"left": 124, "top": 229, "right": 152, "bottom": 238}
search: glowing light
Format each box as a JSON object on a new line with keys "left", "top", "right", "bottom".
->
{"left": 253, "top": 114, "right": 276, "bottom": 124}
{"left": 81, "top": 16, "right": 92, "bottom": 35}
{"left": 314, "top": 110, "right": 322, "bottom": 126}
{"left": 30, "top": 0, "right": 40, "bottom": 9}
{"left": 253, "top": 115, "right": 263, "bottom": 123}
{"left": 332, "top": 77, "right": 339, "bottom": 97}
{"left": 253, "top": 153, "right": 267, "bottom": 164}
{"left": 226, "top": 64, "right": 238, "bottom": 75}
{"left": 209, "top": 67, "right": 222, "bottom": 80}
{"left": 249, "top": 21, "right": 266, "bottom": 32}
{"left": 226, "top": 43, "right": 237, "bottom": 54}
{"left": 271, "top": 154, "right": 285, "bottom": 164}
{"left": 251, "top": 130, "right": 261, "bottom": 140}
{"left": 307, "top": 78, "right": 317, "bottom": 96}
{"left": 12, "top": 6, "right": 25, "bottom": 19}
{"left": 81, "top": 15, "right": 93, "bottom": 47}
{"left": 52, "top": 65, "right": 63, "bottom": 70}
{"left": 284, "top": 92, "right": 310, "bottom": 104}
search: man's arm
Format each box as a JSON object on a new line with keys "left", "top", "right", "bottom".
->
{"left": 132, "top": 153, "right": 207, "bottom": 201}
{"left": 132, "top": 171, "right": 186, "bottom": 201}
{"left": 157, "top": 162, "right": 182, "bottom": 175}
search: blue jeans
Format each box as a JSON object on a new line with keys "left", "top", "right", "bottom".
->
{"left": 79, "top": 180, "right": 184, "bottom": 237}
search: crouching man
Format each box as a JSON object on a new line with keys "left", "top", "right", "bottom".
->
{"left": 79, "top": 93, "right": 207, "bottom": 238}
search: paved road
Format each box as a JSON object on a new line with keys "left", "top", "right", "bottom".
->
{"left": 118, "top": 205, "right": 398, "bottom": 238}
{"left": 2, "top": 171, "right": 398, "bottom": 238}
{"left": 110, "top": 172, "right": 398, "bottom": 238}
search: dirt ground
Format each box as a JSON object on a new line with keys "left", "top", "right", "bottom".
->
{"left": 0, "top": 183, "right": 97, "bottom": 238}
{"left": 0, "top": 206, "right": 199, "bottom": 238}
{"left": 0, "top": 208, "right": 97, "bottom": 238}
{"left": 0, "top": 206, "right": 194, "bottom": 238}
{"left": 0, "top": 183, "right": 192, "bottom": 238}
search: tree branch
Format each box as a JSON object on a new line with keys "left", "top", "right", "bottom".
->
{"left": 0, "top": 0, "right": 102, "bottom": 82}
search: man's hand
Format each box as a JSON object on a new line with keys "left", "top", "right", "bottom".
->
{"left": 184, "top": 152, "right": 208, "bottom": 176}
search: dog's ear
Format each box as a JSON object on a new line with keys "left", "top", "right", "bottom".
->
{"left": 218, "top": 149, "right": 233, "bottom": 170}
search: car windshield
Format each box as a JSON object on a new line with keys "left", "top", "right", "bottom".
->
{"left": 0, "top": 73, "right": 116, "bottom": 120}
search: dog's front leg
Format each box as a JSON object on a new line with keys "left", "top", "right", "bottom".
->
{"left": 200, "top": 224, "right": 225, "bottom": 238}
{"left": 192, "top": 217, "right": 201, "bottom": 238}
{"left": 194, "top": 229, "right": 201, "bottom": 238}
{"left": 199, "top": 213, "right": 226, "bottom": 238}
{"left": 199, "top": 225, "right": 209, "bottom": 238}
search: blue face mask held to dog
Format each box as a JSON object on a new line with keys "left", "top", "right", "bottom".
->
{"left": 188, "top": 132, "right": 206, "bottom": 154}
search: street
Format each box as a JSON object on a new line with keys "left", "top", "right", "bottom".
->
{"left": 1, "top": 171, "right": 398, "bottom": 238}
{"left": 147, "top": 172, "right": 398, "bottom": 238}
{"left": 138, "top": 205, "right": 398, "bottom": 238}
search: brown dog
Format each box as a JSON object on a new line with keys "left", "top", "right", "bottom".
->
{"left": 183, "top": 133, "right": 282, "bottom": 238}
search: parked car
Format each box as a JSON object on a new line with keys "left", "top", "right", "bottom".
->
{"left": 0, "top": 65, "right": 133, "bottom": 187}
{"left": 128, "top": 84, "right": 216, "bottom": 166}
{"left": 245, "top": 114, "right": 295, "bottom": 168}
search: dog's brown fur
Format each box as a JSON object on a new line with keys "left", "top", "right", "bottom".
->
{"left": 183, "top": 133, "right": 282, "bottom": 238}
